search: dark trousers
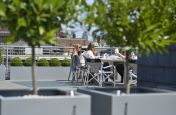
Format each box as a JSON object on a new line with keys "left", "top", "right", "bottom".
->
{"left": 115, "top": 64, "right": 124, "bottom": 83}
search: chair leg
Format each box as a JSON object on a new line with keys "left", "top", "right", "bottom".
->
{"left": 81, "top": 70, "right": 85, "bottom": 85}
{"left": 72, "top": 72, "right": 78, "bottom": 82}
{"left": 68, "top": 68, "right": 72, "bottom": 81}
{"left": 77, "top": 69, "right": 80, "bottom": 82}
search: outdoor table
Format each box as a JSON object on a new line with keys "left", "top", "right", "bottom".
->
{"left": 100, "top": 57, "right": 125, "bottom": 64}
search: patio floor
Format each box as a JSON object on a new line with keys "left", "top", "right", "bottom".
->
{"left": 0, "top": 80, "right": 128, "bottom": 91}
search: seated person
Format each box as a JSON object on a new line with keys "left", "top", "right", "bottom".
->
{"left": 114, "top": 48, "right": 125, "bottom": 83}
{"left": 83, "top": 42, "right": 96, "bottom": 59}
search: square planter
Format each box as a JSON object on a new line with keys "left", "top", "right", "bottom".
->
{"left": 78, "top": 87, "right": 176, "bottom": 115}
{"left": 10, "top": 67, "right": 70, "bottom": 81}
{"left": 0, "top": 89, "right": 90, "bottom": 115}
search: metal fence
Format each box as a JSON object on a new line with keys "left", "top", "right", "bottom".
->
{"left": 0, "top": 44, "right": 138, "bottom": 80}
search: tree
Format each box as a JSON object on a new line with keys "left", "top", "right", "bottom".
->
{"left": 0, "top": 0, "right": 79, "bottom": 95}
{"left": 80, "top": 0, "right": 176, "bottom": 93}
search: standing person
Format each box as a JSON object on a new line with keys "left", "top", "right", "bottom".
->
{"left": 83, "top": 42, "right": 96, "bottom": 59}
{"left": 114, "top": 48, "right": 126, "bottom": 83}
{"left": 70, "top": 44, "right": 81, "bottom": 81}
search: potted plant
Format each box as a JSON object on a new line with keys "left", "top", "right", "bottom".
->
{"left": 77, "top": 1, "right": 176, "bottom": 115}
{"left": 0, "top": 1, "right": 91, "bottom": 115}
{"left": 0, "top": 0, "right": 78, "bottom": 94}
{"left": 81, "top": 0, "right": 176, "bottom": 93}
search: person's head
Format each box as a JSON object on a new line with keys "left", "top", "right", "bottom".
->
{"left": 72, "top": 44, "right": 82, "bottom": 54}
{"left": 87, "top": 42, "right": 96, "bottom": 54}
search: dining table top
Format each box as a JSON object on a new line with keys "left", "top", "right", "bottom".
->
{"left": 100, "top": 56, "right": 137, "bottom": 64}
{"left": 100, "top": 57, "right": 125, "bottom": 63}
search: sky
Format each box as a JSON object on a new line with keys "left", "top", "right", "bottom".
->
{"left": 61, "top": 0, "right": 95, "bottom": 41}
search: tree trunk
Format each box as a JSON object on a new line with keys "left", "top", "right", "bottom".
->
{"left": 124, "top": 51, "right": 130, "bottom": 94}
{"left": 32, "top": 46, "right": 37, "bottom": 95}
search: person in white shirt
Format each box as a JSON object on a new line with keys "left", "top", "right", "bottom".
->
{"left": 77, "top": 46, "right": 85, "bottom": 67}
{"left": 83, "top": 42, "right": 96, "bottom": 59}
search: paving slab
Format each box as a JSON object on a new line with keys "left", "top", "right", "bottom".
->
{"left": 0, "top": 81, "right": 30, "bottom": 90}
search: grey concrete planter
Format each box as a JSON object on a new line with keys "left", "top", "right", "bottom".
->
{"left": 78, "top": 87, "right": 176, "bottom": 115}
{"left": 10, "top": 66, "right": 70, "bottom": 81}
{"left": 0, "top": 65, "right": 6, "bottom": 80}
{"left": 0, "top": 89, "right": 90, "bottom": 115}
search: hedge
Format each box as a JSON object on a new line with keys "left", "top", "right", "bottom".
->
{"left": 37, "top": 58, "right": 49, "bottom": 66}
{"left": 61, "top": 58, "right": 71, "bottom": 66}
{"left": 24, "top": 57, "right": 32, "bottom": 66}
{"left": 11, "top": 57, "right": 23, "bottom": 66}
{"left": 49, "top": 58, "right": 61, "bottom": 66}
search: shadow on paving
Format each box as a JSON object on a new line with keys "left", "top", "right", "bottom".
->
{"left": 13, "top": 80, "right": 128, "bottom": 90}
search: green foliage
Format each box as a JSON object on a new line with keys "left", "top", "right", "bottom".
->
{"left": 11, "top": 57, "right": 23, "bottom": 66}
{"left": 0, "top": 0, "right": 81, "bottom": 94}
{"left": 24, "top": 57, "right": 32, "bottom": 66}
{"left": 0, "top": 0, "right": 80, "bottom": 46}
{"left": 0, "top": 49, "right": 2, "bottom": 64}
{"left": 49, "top": 58, "right": 61, "bottom": 66}
{"left": 82, "top": 0, "right": 176, "bottom": 56}
{"left": 61, "top": 58, "right": 71, "bottom": 66}
{"left": 37, "top": 58, "right": 49, "bottom": 66}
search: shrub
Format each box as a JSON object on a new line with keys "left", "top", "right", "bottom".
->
{"left": 24, "top": 57, "right": 32, "bottom": 66}
{"left": 49, "top": 58, "right": 61, "bottom": 66}
{"left": 11, "top": 57, "right": 23, "bottom": 66}
{"left": 61, "top": 58, "right": 71, "bottom": 66}
{"left": 37, "top": 58, "right": 49, "bottom": 66}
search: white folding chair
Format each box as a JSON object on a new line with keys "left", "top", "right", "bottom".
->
{"left": 101, "top": 64, "right": 116, "bottom": 87}
{"left": 128, "top": 62, "right": 137, "bottom": 85}
{"left": 84, "top": 59, "right": 102, "bottom": 86}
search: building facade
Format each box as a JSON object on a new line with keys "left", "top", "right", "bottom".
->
{"left": 0, "top": 28, "right": 10, "bottom": 43}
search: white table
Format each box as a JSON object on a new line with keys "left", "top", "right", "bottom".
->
{"left": 100, "top": 58, "right": 125, "bottom": 64}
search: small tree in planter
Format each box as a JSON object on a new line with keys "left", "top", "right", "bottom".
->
{"left": 11, "top": 57, "right": 23, "bottom": 66}
{"left": 81, "top": 0, "right": 176, "bottom": 93}
{"left": 0, "top": 0, "right": 79, "bottom": 95}
{"left": 0, "top": 2, "right": 91, "bottom": 114}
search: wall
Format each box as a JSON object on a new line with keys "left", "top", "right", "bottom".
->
{"left": 57, "top": 38, "right": 89, "bottom": 47}
{"left": 10, "top": 67, "right": 70, "bottom": 81}
{"left": 137, "top": 45, "right": 176, "bottom": 90}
